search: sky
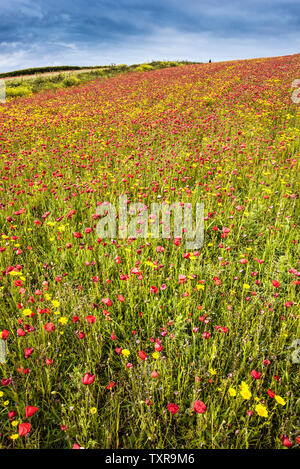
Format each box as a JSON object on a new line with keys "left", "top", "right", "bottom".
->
{"left": 0, "top": 0, "right": 299, "bottom": 72}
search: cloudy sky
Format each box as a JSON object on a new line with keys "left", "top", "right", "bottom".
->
{"left": 0, "top": 0, "right": 299, "bottom": 72}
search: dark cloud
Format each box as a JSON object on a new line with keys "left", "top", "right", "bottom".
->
{"left": 0, "top": 0, "right": 299, "bottom": 72}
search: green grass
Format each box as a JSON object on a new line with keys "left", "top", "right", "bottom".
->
{"left": 0, "top": 54, "right": 299, "bottom": 449}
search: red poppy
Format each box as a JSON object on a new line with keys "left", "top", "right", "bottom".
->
{"left": 167, "top": 403, "right": 179, "bottom": 415}
{"left": 26, "top": 406, "right": 38, "bottom": 418}
{"left": 281, "top": 435, "right": 292, "bottom": 448}
{"left": 0, "top": 330, "right": 9, "bottom": 340}
{"left": 271, "top": 280, "right": 280, "bottom": 288}
{"left": 44, "top": 323, "right": 55, "bottom": 332}
{"left": 19, "top": 422, "right": 31, "bottom": 436}
{"left": 193, "top": 400, "right": 206, "bottom": 414}
{"left": 213, "top": 277, "right": 222, "bottom": 286}
{"left": 138, "top": 350, "right": 147, "bottom": 361}
{"left": 86, "top": 315, "right": 96, "bottom": 324}
{"left": 250, "top": 369, "right": 261, "bottom": 379}
{"left": 24, "top": 347, "right": 34, "bottom": 359}
{"left": 1, "top": 378, "right": 12, "bottom": 386}
{"left": 82, "top": 373, "right": 95, "bottom": 385}
{"left": 102, "top": 297, "right": 112, "bottom": 307}
{"left": 268, "top": 389, "right": 275, "bottom": 398}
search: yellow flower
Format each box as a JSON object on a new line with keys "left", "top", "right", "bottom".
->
{"left": 209, "top": 368, "right": 217, "bottom": 376}
{"left": 90, "top": 407, "right": 97, "bottom": 415}
{"left": 4, "top": 400, "right": 9, "bottom": 406}
{"left": 10, "top": 434, "right": 19, "bottom": 440}
{"left": 9, "top": 271, "right": 20, "bottom": 276}
{"left": 275, "top": 395, "right": 286, "bottom": 406}
{"left": 52, "top": 300, "right": 60, "bottom": 308}
{"left": 44, "top": 293, "right": 52, "bottom": 300}
{"left": 240, "top": 381, "right": 252, "bottom": 400}
{"left": 11, "top": 420, "right": 18, "bottom": 427}
{"left": 58, "top": 317, "right": 68, "bottom": 325}
{"left": 0, "top": 391, "right": 3, "bottom": 398}
{"left": 241, "top": 389, "right": 252, "bottom": 399}
{"left": 228, "top": 387, "right": 237, "bottom": 397}
{"left": 243, "top": 284, "right": 250, "bottom": 290}
{"left": 152, "top": 352, "right": 159, "bottom": 359}
{"left": 121, "top": 349, "right": 130, "bottom": 357}
{"left": 255, "top": 403, "right": 268, "bottom": 418}
{"left": 22, "top": 308, "right": 32, "bottom": 316}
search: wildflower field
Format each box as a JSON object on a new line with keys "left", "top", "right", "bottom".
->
{"left": 0, "top": 54, "right": 299, "bottom": 449}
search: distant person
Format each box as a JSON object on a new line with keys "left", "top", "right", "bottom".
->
{"left": 209, "top": 59, "right": 212, "bottom": 63}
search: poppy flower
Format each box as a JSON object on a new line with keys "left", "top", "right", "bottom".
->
{"left": 138, "top": 350, "right": 147, "bottom": 361}
{"left": 25, "top": 406, "right": 38, "bottom": 418}
{"left": 1, "top": 378, "right": 12, "bottom": 386}
{"left": 19, "top": 422, "right": 31, "bottom": 437}
{"left": 213, "top": 277, "right": 222, "bottom": 286}
{"left": 250, "top": 369, "right": 261, "bottom": 379}
{"left": 268, "top": 389, "right": 275, "bottom": 398}
{"left": 281, "top": 435, "right": 292, "bottom": 448}
{"left": 102, "top": 298, "right": 112, "bottom": 307}
{"left": 0, "top": 330, "right": 9, "bottom": 340}
{"left": 82, "top": 373, "right": 95, "bottom": 385}
{"left": 24, "top": 347, "right": 34, "bottom": 359}
{"left": 86, "top": 315, "right": 96, "bottom": 324}
{"left": 167, "top": 403, "right": 179, "bottom": 415}
{"left": 271, "top": 280, "right": 280, "bottom": 288}
{"left": 193, "top": 401, "right": 206, "bottom": 414}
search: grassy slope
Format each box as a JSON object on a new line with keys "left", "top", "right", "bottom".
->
{"left": 0, "top": 54, "right": 299, "bottom": 449}
{"left": 2, "top": 61, "right": 198, "bottom": 99}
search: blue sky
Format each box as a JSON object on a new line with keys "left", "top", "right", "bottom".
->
{"left": 0, "top": 0, "right": 299, "bottom": 72}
